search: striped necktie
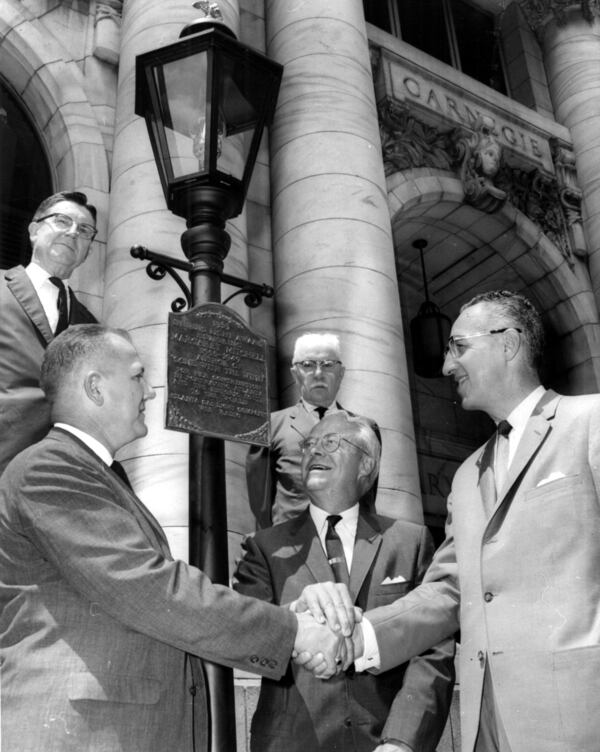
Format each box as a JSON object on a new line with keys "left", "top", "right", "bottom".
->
{"left": 325, "top": 514, "right": 349, "bottom": 586}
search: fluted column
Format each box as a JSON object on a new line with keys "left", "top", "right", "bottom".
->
{"left": 105, "top": 0, "right": 246, "bottom": 560}
{"left": 265, "top": 0, "right": 421, "bottom": 521}
{"left": 519, "top": 0, "right": 600, "bottom": 301}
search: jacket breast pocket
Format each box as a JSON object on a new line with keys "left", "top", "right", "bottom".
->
{"left": 524, "top": 475, "right": 582, "bottom": 503}
{"left": 372, "top": 581, "right": 411, "bottom": 607}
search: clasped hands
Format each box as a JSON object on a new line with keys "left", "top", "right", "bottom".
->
{"left": 291, "top": 582, "right": 364, "bottom": 679}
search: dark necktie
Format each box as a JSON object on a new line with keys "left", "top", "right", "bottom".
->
{"left": 110, "top": 460, "right": 132, "bottom": 489}
{"left": 325, "top": 514, "right": 349, "bottom": 586}
{"left": 494, "top": 420, "right": 512, "bottom": 494}
{"left": 315, "top": 406, "right": 327, "bottom": 420}
{"left": 49, "top": 277, "right": 69, "bottom": 335}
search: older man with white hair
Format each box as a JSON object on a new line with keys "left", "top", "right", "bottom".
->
{"left": 246, "top": 332, "right": 380, "bottom": 528}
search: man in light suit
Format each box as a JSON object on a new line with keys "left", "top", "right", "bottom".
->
{"left": 0, "top": 190, "right": 97, "bottom": 475}
{"left": 246, "top": 332, "right": 379, "bottom": 527}
{"left": 235, "top": 411, "right": 454, "bottom": 752}
{"left": 0, "top": 324, "right": 350, "bottom": 752}
{"left": 304, "top": 290, "right": 600, "bottom": 752}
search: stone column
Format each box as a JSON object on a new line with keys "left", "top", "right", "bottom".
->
{"left": 105, "top": 0, "right": 246, "bottom": 561}
{"left": 519, "top": 0, "right": 600, "bottom": 301}
{"left": 265, "top": 0, "right": 422, "bottom": 521}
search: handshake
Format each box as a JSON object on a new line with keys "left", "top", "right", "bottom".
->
{"left": 291, "top": 582, "right": 364, "bottom": 679}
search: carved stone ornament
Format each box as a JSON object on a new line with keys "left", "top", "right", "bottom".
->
{"left": 454, "top": 119, "right": 508, "bottom": 213}
{"left": 378, "top": 97, "right": 582, "bottom": 265}
{"left": 518, "top": 0, "right": 600, "bottom": 32}
{"left": 379, "top": 98, "right": 455, "bottom": 175}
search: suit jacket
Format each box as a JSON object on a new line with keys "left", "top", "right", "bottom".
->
{"left": 246, "top": 402, "right": 380, "bottom": 527}
{"left": 367, "top": 390, "right": 600, "bottom": 752}
{"left": 0, "top": 428, "right": 298, "bottom": 752}
{"left": 0, "top": 265, "right": 97, "bottom": 474}
{"left": 233, "top": 507, "right": 455, "bottom": 752}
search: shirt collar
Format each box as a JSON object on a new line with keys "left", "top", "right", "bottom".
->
{"left": 504, "top": 385, "right": 546, "bottom": 434}
{"left": 310, "top": 501, "right": 359, "bottom": 536}
{"left": 26, "top": 261, "right": 69, "bottom": 291}
{"left": 54, "top": 423, "right": 113, "bottom": 466}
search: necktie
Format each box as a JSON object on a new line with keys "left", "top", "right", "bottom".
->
{"left": 49, "top": 277, "right": 69, "bottom": 335}
{"left": 494, "top": 420, "right": 512, "bottom": 494}
{"left": 110, "top": 460, "right": 132, "bottom": 489}
{"left": 325, "top": 515, "right": 349, "bottom": 586}
{"left": 315, "top": 406, "right": 327, "bottom": 420}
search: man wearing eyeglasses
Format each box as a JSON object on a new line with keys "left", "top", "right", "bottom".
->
{"left": 303, "top": 289, "right": 600, "bottom": 752}
{"left": 235, "top": 411, "right": 454, "bottom": 752}
{"left": 246, "top": 332, "right": 380, "bottom": 528}
{"left": 0, "top": 190, "right": 97, "bottom": 475}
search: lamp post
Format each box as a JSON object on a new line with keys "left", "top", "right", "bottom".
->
{"left": 134, "top": 5, "right": 283, "bottom": 750}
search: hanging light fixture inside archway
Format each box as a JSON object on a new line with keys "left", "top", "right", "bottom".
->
{"left": 410, "top": 238, "right": 451, "bottom": 378}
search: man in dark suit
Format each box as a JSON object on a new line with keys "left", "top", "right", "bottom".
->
{"left": 0, "top": 324, "right": 349, "bottom": 752}
{"left": 246, "top": 332, "right": 379, "bottom": 527}
{"left": 235, "top": 411, "right": 454, "bottom": 752}
{"left": 0, "top": 190, "right": 97, "bottom": 474}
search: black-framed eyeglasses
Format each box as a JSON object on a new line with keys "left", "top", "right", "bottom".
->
{"left": 299, "top": 433, "right": 368, "bottom": 455}
{"left": 35, "top": 213, "right": 97, "bottom": 240}
{"left": 444, "top": 328, "right": 522, "bottom": 358}
{"left": 292, "top": 359, "right": 342, "bottom": 372}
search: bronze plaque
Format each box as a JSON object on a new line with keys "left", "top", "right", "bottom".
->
{"left": 166, "top": 303, "right": 270, "bottom": 446}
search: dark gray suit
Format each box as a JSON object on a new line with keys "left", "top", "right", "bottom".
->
{"left": 0, "top": 427, "right": 298, "bottom": 751}
{"left": 234, "top": 507, "right": 455, "bottom": 752}
{"left": 0, "top": 265, "right": 96, "bottom": 474}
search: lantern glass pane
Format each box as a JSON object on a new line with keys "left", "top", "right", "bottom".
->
{"left": 152, "top": 52, "right": 210, "bottom": 177}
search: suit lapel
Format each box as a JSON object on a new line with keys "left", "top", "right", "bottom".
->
{"left": 349, "top": 511, "right": 381, "bottom": 602}
{"left": 476, "top": 433, "right": 497, "bottom": 515}
{"left": 495, "top": 391, "right": 558, "bottom": 505}
{"left": 290, "top": 510, "right": 334, "bottom": 584}
{"left": 6, "top": 266, "right": 53, "bottom": 344}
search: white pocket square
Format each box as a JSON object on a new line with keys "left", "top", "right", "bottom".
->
{"left": 381, "top": 575, "right": 407, "bottom": 585}
{"left": 536, "top": 471, "right": 566, "bottom": 487}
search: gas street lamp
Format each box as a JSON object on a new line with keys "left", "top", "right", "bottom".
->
{"left": 133, "top": 5, "right": 283, "bottom": 750}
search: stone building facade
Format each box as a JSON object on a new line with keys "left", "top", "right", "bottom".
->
{"left": 2, "top": 0, "right": 600, "bottom": 748}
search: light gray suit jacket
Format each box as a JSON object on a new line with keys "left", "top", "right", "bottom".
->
{"left": 0, "top": 428, "right": 297, "bottom": 752}
{"left": 234, "top": 508, "right": 455, "bottom": 752}
{"left": 0, "top": 265, "right": 96, "bottom": 474}
{"left": 367, "top": 390, "right": 600, "bottom": 752}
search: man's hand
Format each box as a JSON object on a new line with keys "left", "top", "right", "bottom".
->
{"left": 292, "top": 582, "right": 361, "bottom": 637}
{"left": 293, "top": 611, "right": 351, "bottom": 678}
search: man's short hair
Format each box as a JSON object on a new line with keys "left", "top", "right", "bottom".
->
{"left": 40, "top": 324, "right": 129, "bottom": 404}
{"left": 292, "top": 332, "right": 342, "bottom": 363}
{"left": 33, "top": 190, "right": 97, "bottom": 223}
{"left": 461, "top": 290, "right": 544, "bottom": 373}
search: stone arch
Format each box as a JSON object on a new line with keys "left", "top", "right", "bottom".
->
{"left": 0, "top": 0, "right": 110, "bottom": 309}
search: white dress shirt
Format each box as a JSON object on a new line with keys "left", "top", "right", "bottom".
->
{"left": 26, "top": 261, "right": 70, "bottom": 333}
{"left": 309, "top": 502, "right": 358, "bottom": 572}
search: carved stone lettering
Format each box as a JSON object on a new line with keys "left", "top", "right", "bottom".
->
{"left": 166, "top": 303, "right": 270, "bottom": 445}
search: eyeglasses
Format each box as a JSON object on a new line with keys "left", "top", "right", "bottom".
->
{"left": 444, "top": 328, "right": 522, "bottom": 359}
{"left": 299, "top": 433, "right": 368, "bottom": 455}
{"left": 293, "top": 360, "right": 342, "bottom": 372}
{"left": 36, "top": 213, "right": 97, "bottom": 240}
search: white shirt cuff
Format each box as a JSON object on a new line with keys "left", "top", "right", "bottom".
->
{"left": 354, "top": 616, "right": 380, "bottom": 672}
